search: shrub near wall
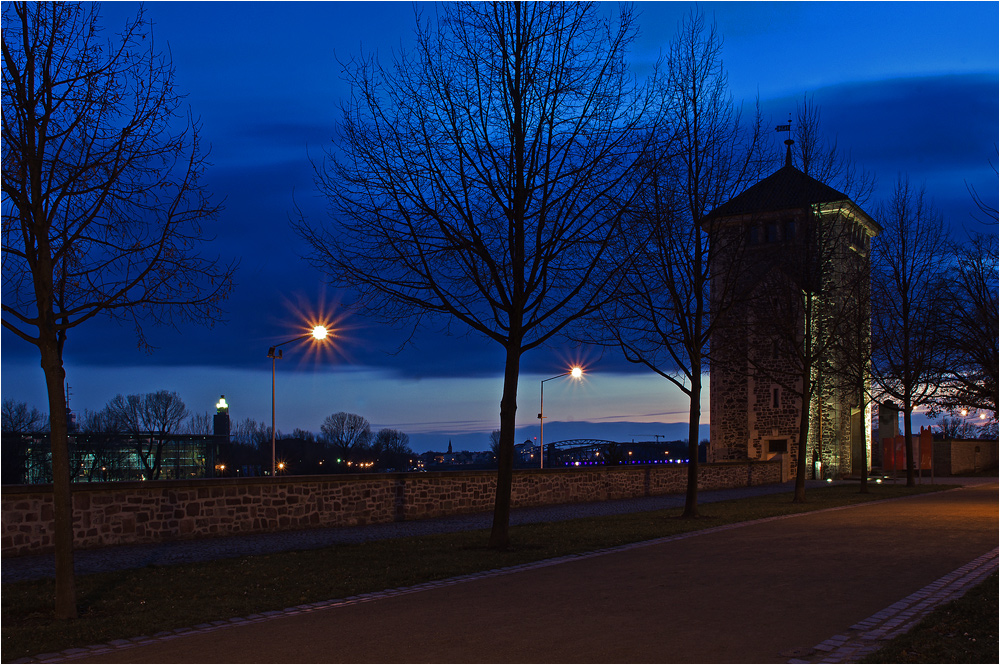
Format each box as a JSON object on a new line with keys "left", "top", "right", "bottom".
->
{"left": 2, "top": 461, "right": 780, "bottom": 557}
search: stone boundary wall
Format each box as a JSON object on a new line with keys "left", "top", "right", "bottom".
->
{"left": 932, "top": 439, "right": 999, "bottom": 476}
{"left": 2, "top": 461, "right": 780, "bottom": 557}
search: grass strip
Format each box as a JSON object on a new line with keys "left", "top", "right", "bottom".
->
{"left": 2, "top": 483, "right": 951, "bottom": 660}
{"left": 862, "top": 572, "right": 998, "bottom": 663}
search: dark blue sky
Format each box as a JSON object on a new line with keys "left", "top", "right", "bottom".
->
{"left": 3, "top": 2, "right": 997, "bottom": 450}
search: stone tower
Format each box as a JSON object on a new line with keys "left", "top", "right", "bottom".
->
{"left": 705, "top": 144, "right": 880, "bottom": 479}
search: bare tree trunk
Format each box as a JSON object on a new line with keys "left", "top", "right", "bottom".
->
{"left": 682, "top": 363, "right": 702, "bottom": 517}
{"left": 903, "top": 398, "right": 915, "bottom": 486}
{"left": 40, "top": 338, "right": 77, "bottom": 619}
{"left": 858, "top": 376, "right": 870, "bottom": 494}
{"left": 489, "top": 343, "right": 521, "bottom": 549}
{"left": 794, "top": 370, "right": 810, "bottom": 503}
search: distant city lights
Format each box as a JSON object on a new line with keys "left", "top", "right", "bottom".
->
{"left": 564, "top": 459, "right": 689, "bottom": 466}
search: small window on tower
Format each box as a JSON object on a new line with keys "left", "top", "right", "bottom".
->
{"left": 772, "top": 386, "right": 781, "bottom": 409}
{"left": 785, "top": 219, "right": 796, "bottom": 241}
{"left": 766, "top": 223, "right": 779, "bottom": 243}
{"left": 768, "top": 439, "right": 788, "bottom": 453}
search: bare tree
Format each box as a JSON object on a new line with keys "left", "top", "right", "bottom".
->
{"left": 588, "top": 11, "right": 769, "bottom": 517}
{"left": 934, "top": 233, "right": 998, "bottom": 418}
{"left": 1, "top": 399, "right": 49, "bottom": 484}
{"left": 232, "top": 418, "right": 270, "bottom": 448}
{"left": 782, "top": 98, "right": 878, "bottom": 495}
{"left": 105, "top": 390, "right": 188, "bottom": 480}
{"left": 103, "top": 395, "right": 145, "bottom": 478}
{"left": 871, "top": 178, "right": 949, "bottom": 486}
{"left": 761, "top": 210, "right": 868, "bottom": 499}
{"left": 320, "top": 412, "right": 372, "bottom": 466}
{"left": 291, "top": 428, "right": 317, "bottom": 443}
{"left": 966, "top": 150, "right": 998, "bottom": 228}
{"left": 1, "top": 398, "right": 47, "bottom": 432}
{"left": 142, "top": 390, "right": 189, "bottom": 479}
{"left": 228, "top": 417, "right": 269, "bottom": 474}
{"left": 830, "top": 250, "right": 875, "bottom": 492}
{"left": 928, "top": 151, "right": 1000, "bottom": 422}
{"left": 295, "top": 3, "right": 665, "bottom": 548}
{"left": 372, "top": 428, "right": 413, "bottom": 469}
{"left": 76, "top": 408, "right": 128, "bottom": 482}
{"left": 1, "top": 2, "right": 235, "bottom": 618}
{"left": 488, "top": 429, "right": 502, "bottom": 460}
{"left": 936, "top": 415, "right": 979, "bottom": 440}
{"left": 792, "top": 95, "right": 876, "bottom": 205}
{"left": 185, "top": 412, "right": 214, "bottom": 435}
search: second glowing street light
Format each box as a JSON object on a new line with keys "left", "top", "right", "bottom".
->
{"left": 538, "top": 366, "right": 584, "bottom": 469}
{"left": 267, "top": 325, "right": 329, "bottom": 476}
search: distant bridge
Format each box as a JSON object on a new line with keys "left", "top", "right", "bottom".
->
{"left": 548, "top": 438, "right": 618, "bottom": 449}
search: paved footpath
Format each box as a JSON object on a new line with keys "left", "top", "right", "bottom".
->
{"left": 31, "top": 479, "right": 996, "bottom": 664}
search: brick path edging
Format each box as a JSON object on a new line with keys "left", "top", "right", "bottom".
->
{"left": 787, "top": 546, "right": 998, "bottom": 663}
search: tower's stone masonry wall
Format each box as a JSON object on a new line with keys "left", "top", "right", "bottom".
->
{"left": 708, "top": 208, "right": 871, "bottom": 476}
{"left": 709, "top": 339, "right": 750, "bottom": 462}
{"left": 747, "top": 354, "right": 803, "bottom": 464}
{"left": 807, "top": 391, "right": 853, "bottom": 478}
{"left": 2, "top": 461, "right": 781, "bottom": 557}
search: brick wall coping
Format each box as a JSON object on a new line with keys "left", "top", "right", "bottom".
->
{"left": 1, "top": 460, "right": 777, "bottom": 496}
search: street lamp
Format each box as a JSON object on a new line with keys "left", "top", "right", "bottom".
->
{"left": 267, "top": 325, "right": 330, "bottom": 476}
{"left": 538, "top": 366, "right": 584, "bottom": 469}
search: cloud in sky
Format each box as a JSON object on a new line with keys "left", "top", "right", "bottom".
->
{"left": 8, "top": 72, "right": 992, "bottom": 374}
{"left": 760, "top": 73, "right": 998, "bottom": 229}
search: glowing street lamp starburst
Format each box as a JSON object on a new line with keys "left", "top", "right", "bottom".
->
{"left": 538, "top": 364, "right": 587, "bottom": 469}
{"left": 266, "top": 314, "right": 338, "bottom": 478}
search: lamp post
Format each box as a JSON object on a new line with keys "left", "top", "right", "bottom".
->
{"left": 267, "top": 325, "right": 329, "bottom": 476}
{"left": 538, "top": 366, "right": 583, "bottom": 469}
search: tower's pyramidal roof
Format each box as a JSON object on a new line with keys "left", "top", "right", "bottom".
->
{"left": 707, "top": 163, "right": 851, "bottom": 219}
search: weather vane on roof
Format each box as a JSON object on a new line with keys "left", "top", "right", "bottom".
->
{"left": 776, "top": 113, "right": 793, "bottom": 167}
{"left": 775, "top": 112, "right": 792, "bottom": 136}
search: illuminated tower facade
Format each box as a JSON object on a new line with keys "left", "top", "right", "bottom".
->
{"left": 706, "top": 144, "right": 880, "bottom": 479}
